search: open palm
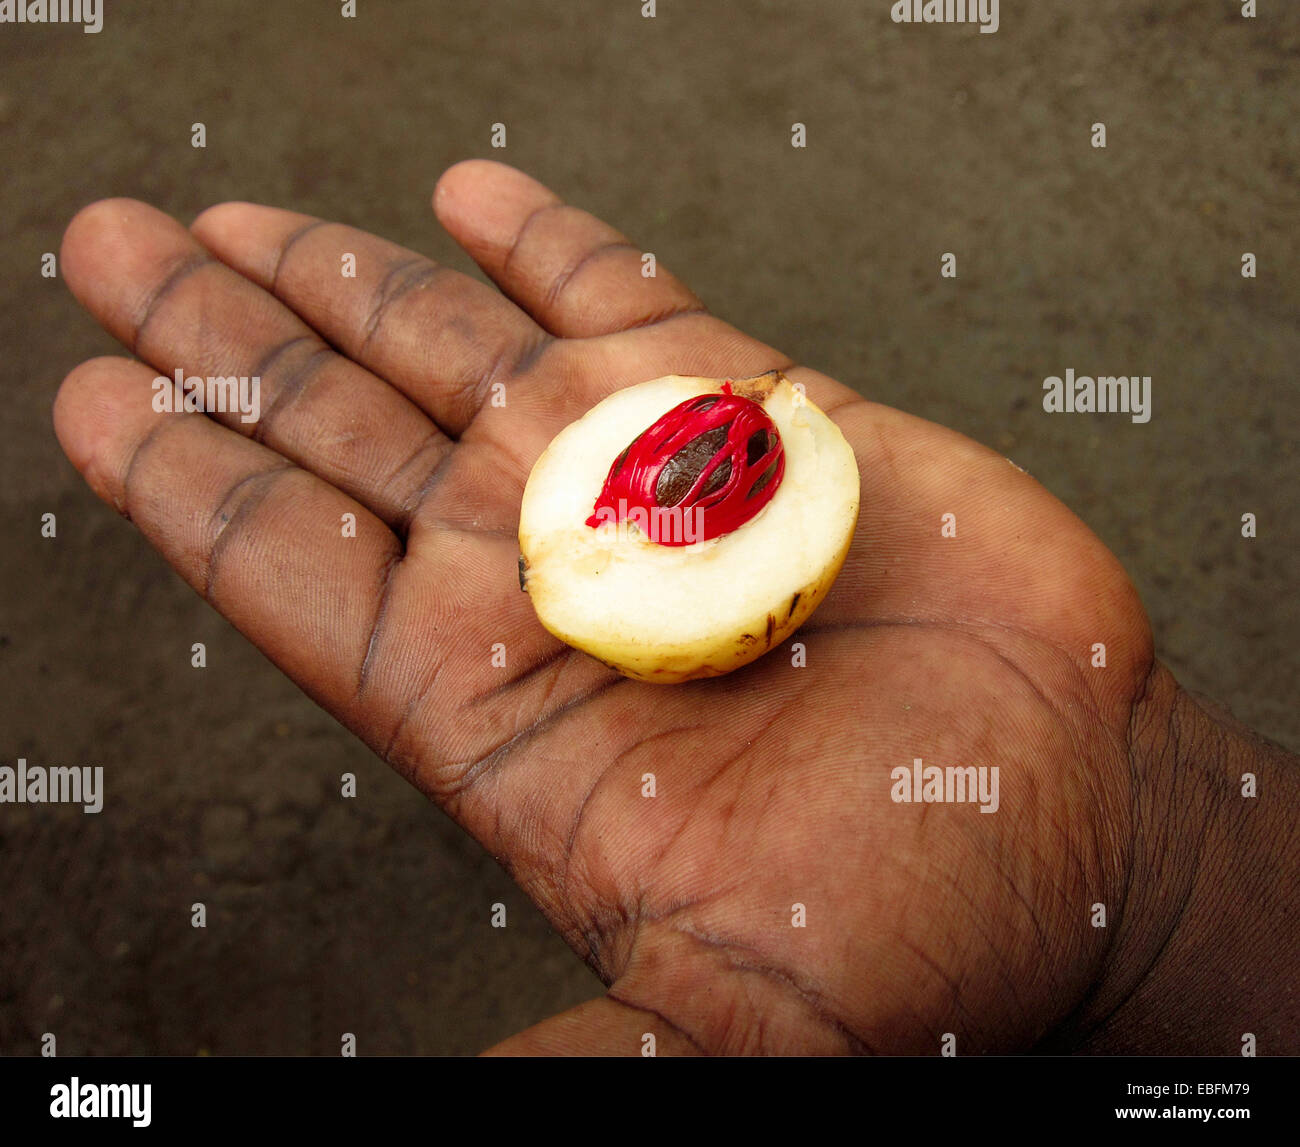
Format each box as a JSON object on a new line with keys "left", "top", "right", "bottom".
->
{"left": 54, "top": 160, "right": 1160, "bottom": 1055}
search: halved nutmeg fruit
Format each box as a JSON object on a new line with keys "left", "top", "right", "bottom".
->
{"left": 518, "top": 370, "right": 860, "bottom": 683}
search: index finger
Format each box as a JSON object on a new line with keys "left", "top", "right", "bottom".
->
{"left": 191, "top": 202, "right": 552, "bottom": 436}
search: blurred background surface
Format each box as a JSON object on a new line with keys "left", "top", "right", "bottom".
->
{"left": 1, "top": 0, "right": 1296, "bottom": 1053}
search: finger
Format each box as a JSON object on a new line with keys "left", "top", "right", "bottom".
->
{"left": 52, "top": 358, "right": 616, "bottom": 831}
{"left": 60, "top": 199, "right": 452, "bottom": 535}
{"left": 53, "top": 356, "right": 404, "bottom": 718}
{"left": 191, "top": 201, "right": 550, "bottom": 436}
{"left": 481, "top": 997, "right": 703, "bottom": 1056}
{"left": 433, "top": 159, "right": 706, "bottom": 338}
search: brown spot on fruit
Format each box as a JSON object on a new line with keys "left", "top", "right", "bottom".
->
{"left": 517, "top": 554, "right": 529, "bottom": 591}
{"left": 729, "top": 369, "right": 784, "bottom": 404}
{"left": 787, "top": 592, "right": 801, "bottom": 620}
{"left": 765, "top": 613, "right": 776, "bottom": 646}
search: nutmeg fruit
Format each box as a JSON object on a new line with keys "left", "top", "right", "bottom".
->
{"left": 518, "top": 370, "right": 860, "bottom": 683}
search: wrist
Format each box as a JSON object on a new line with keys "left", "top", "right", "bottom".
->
{"left": 1070, "top": 663, "right": 1300, "bottom": 1053}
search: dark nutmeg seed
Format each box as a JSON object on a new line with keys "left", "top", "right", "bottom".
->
{"left": 746, "top": 428, "right": 775, "bottom": 467}
{"left": 655, "top": 424, "right": 730, "bottom": 507}
{"left": 746, "top": 458, "right": 780, "bottom": 500}
{"left": 701, "top": 457, "right": 732, "bottom": 496}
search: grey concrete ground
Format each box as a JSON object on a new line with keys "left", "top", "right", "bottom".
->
{"left": 0, "top": 0, "right": 1295, "bottom": 1054}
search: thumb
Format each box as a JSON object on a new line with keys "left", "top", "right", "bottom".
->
{"left": 482, "top": 996, "right": 704, "bottom": 1056}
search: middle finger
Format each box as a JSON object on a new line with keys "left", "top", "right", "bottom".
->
{"left": 190, "top": 202, "right": 555, "bottom": 436}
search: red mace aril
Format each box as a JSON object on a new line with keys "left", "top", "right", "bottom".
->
{"left": 585, "top": 382, "right": 786, "bottom": 545}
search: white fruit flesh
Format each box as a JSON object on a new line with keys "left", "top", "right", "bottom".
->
{"left": 518, "top": 372, "right": 860, "bottom": 683}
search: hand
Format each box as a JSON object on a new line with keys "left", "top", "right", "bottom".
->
{"left": 54, "top": 161, "right": 1297, "bottom": 1055}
